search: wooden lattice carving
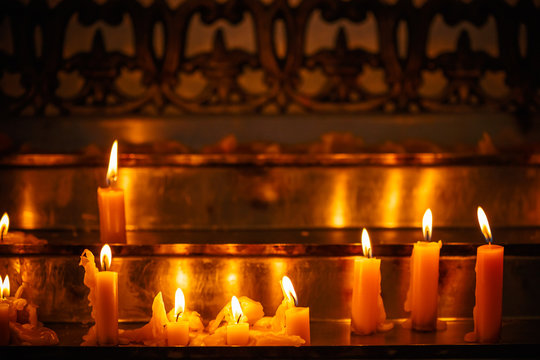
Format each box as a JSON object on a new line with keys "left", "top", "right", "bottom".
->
{"left": 0, "top": 0, "right": 538, "bottom": 122}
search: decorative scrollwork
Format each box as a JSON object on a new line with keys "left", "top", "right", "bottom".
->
{"left": 0, "top": 0, "right": 538, "bottom": 123}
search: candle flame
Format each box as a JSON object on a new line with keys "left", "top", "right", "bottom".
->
{"left": 231, "top": 295, "right": 243, "bottom": 324}
{"left": 281, "top": 275, "right": 298, "bottom": 306}
{"left": 422, "top": 208, "right": 432, "bottom": 242}
{"left": 107, "top": 140, "right": 118, "bottom": 187}
{"left": 174, "top": 288, "right": 185, "bottom": 320}
{"left": 0, "top": 213, "right": 8, "bottom": 241}
{"left": 100, "top": 244, "right": 112, "bottom": 271}
{"left": 477, "top": 206, "right": 492, "bottom": 244}
{"left": 361, "top": 228, "right": 372, "bottom": 258}
{"left": 1, "top": 275, "right": 9, "bottom": 298}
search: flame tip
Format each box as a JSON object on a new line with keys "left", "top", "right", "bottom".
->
{"left": 231, "top": 295, "right": 243, "bottom": 324}
{"left": 100, "top": 244, "right": 113, "bottom": 270}
{"left": 361, "top": 228, "right": 372, "bottom": 258}
{"left": 281, "top": 275, "right": 298, "bottom": 306}
{"left": 422, "top": 208, "right": 433, "bottom": 242}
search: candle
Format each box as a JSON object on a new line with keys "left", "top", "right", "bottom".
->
{"left": 95, "top": 244, "right": 119, "bottom": 345}
{"left": 405, "top": 209, "right": 441, "bottom": 331}
{"left": 466, "top": 207, "right": 504, "bottom": 343}
{"left": 0, "top": 275, "right": 9, "bottom": 345}
{"left": 282, "top": 276, "right": 310, "bottom": 345}
{"left": 98, "top": 140, "right": 126, "bottom": 244}
{"left": 167, "top": 288, "right": 190, "bottom": 346}
{"left": 226, "top": 296, "right": 249, "bottom": 345}
{"left": 351, "top": 229, "right": 382, "bottom": 335}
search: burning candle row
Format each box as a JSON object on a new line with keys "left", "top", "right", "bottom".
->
{"left": 351, "top": 207, "right": 503, "bottom": 344}
{"left": 80, "top": 245, "right": 310, "bottom": 346}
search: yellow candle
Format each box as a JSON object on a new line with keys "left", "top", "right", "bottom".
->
{"left": 98, "top": 140, "right": 126, "bottom": 244}
{"left": 226, "top": 296, "right": 249, "bottom": 345}
{"left": 95, "top": 245, "right": 119, "bottom": 345}
{"left": 282, "top": 276, "right": 310, "bottom": 345}
{"left": 167, "top": 288, "right": 190, "bottom": 346}
{"left": 351, "top": 229, "right": 381, "bottom": 335}
{"left": 469, "top": 207, "right": 504, "bottom": 343}
{"left": 0, "top": 275, "right": 9, "bottom": 345}
{"left": 407, "top": 209, "right": 441, "bottom": 331}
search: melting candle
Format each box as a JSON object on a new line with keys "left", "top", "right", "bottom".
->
{"left": 226, "top": 296, "right": 249, "bottom": 345}
{"left": 466, "top": 207, "right": 503, "bottom": 343}
{"left": 1, "top": 275, "right": 10, "bottom": 345}
{"left": 351, "top": 229, "right": 382, "bottom": 335}
{"left": 166, "top": 288, "right": 190, "bottom": 346}
{"left": 406, "top": 209, "right": 442, "bottom": 331}
{"left": 95, "top": 244, "right": 119, "bottom": 345}
{"left": 282, "top": 276, "right": 310, "bottom": 345}
{"left": 97, "top": 140, "right": 126, "bottom": 244}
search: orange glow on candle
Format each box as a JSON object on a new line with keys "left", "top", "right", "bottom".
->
{"left": 281, "top": 276, "right": 298, "bottom": 306}
{"left": 0, "top": 213, "right": 8, "bottom": 241}
{"left": 100, "top": 244, "right": 112, "bottom": 271}
{"left": 477, "top": 206, "right": 492, "bottom": 244}
{"left": 423, "top": 208, "right": 432, "bottom": 242}
{"left": 107, "top": 140, "right": 118, "bottom": 187}
{"left": 175, "top": 288, "right": 185, "bottom": 320}
{"left": 361, "top": 228, "right": 372, "bottom": 258}
{"left": 231, "top": 296, "right": 243, "bottom": 324}
{"left": 0, "top": 276, "right": 9, "bottom": 299}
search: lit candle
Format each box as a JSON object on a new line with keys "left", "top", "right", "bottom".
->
{"left": 95, "top": 244, "right": 118, "bottom": 345}
{"left": 0, "top": 275, "right": 9, "bottom": 345}
{"left": 351, "top": 229, "right": 381, "bottom": 335}
{"left": 0, "top": 213, "right": 8, "bottom": 243}
{"left": 466, "top": 207, "right": 503, "bottom": 343}
{"left": 405, "top": 209, "right": 441, "bottom": 331}
{"left": 166, "top": 288, "right": 190, "bottom": 346}
{"left": 226, "top": 296, "right": 249, "bottom": 345}
{"left": 282, "top": 276, "right": 310, "bottom": 345}
{"left": 97, "top": 140, "right": 126, "bottom": 244}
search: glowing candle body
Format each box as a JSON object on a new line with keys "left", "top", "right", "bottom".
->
{"left": 226, "top": 322, "right": 249, "bottom": 345}
{"left": 474, "top": 244, "right": 504, "bottom": 343}
{"left": 409, "top": 241, "right": 440, "bottom": 331}
{"left": 98, "top": 140, "right": 126, "bottom": 244}
{"left": 0, "top": 303, "right": 9, "bottom": 345}
{"left": 351, "top": 257, "right": 381, "bottom": 335}
{"left": 285, "top": 307, "right": 310, "bottom": 345}
{"left": 167, "top": 320, "right": 189, "bottom": 346}
{"left": 98, "top": 187, "right": 126, "bottom": 244}
{"left": 95, "top": 270, "right": 118, "bottom": 345}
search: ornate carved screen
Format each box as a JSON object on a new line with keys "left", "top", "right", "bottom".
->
{"left": 0, "top": 0, "right": 538, "bottom": 125}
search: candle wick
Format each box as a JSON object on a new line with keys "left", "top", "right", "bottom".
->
{"left": 176, "top": 312, "right": 181, "bottom": 322}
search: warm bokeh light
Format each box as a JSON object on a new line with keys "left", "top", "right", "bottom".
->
{"left": 174, "top": 288, "right": 185, "bottom": 319}
{"left": 477, "top": 206, "right": 492, "bottom": 244}
{"left": 100, "top": 244, "right": 112, "bottom": 271}
{"left": 0, "top": 212, "right": 8, "bottom": 239}
{"left": 361, "top": 228, "right": 372, "bottom": 258}
{"left": 281, "top": 275, "right": 298, "bottom": 306}
{"left": 1, "top": 275, "right": 9, "bottom": 298}
{"left": 422, "top": 208, "right": 432, "bottom": 242}
{"left": 231, "top": 295, "right": 243, "bottom": 324}
{"left": 107, "top": 140, "right": 118, "bottom": 187}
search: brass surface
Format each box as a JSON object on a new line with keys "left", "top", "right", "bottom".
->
{"left": 1, "top": 161, "right": 540, "bottom": 230}
{"left": 0, "top": 241, "right": 538, "bottom": 323}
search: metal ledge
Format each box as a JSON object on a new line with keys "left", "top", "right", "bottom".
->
{"left": 2, "top": 319, "right": 539, "bottom": 359}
